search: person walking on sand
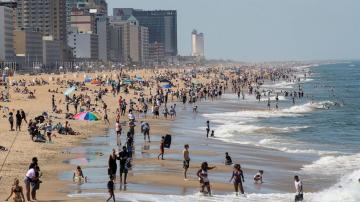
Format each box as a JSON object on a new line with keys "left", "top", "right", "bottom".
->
{"left": 21, "top": 110, "right": 27, "bottom": 124}
{"left": 183, "top": 144, "right": 190, "bottom": 180}
{"left": 5, "top": 178, "right": 25, "bottom": 202}
{"left": 197, "top": 162, "right": 216, "bottom": 196}
{"left": 106, "top": 175, "right": 115, "bottom": 202}
{"left": 229, "top": 164, "right": 245, "bottom": 196}
{"left": 103, "top": 110, "right": 110, "bottom": 125}
{"left": 15, "top": 110, "right": 22, "bottom": 131}
{"left": 45, "top": 120, "right": 53, "bottom": 142}
{"left": 294, "top": 175, "right": 304, "bottom": 202}
{"left": 157, "top": 136, "right": 165, "bottom": 160}
{"left": 8, "top": 112, "right": 14, "bottom": 131}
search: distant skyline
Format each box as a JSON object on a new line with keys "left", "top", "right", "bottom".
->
{"left": 107, "top": 0, "right": 360, "bottom": 62}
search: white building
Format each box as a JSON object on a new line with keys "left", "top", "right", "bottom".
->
{"left": 43, "top": 36, "right": 61, "bottom": 67}
{"left": 0, "top": 6, "right": 15, "bottom": 62}
{"left": 68, "top": 30, "right": 99, "bottom": 60}
{"left": 191, "top": 29, "right": 204, "bottom": 57}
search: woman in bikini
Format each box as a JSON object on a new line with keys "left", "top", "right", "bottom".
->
{"left": 196, "top": 162, "right": 216, "bottom": 196}
{"left": 229, "top": 164, "right": 245, "bottom": 195}
{"left": 5, "top": 178, "right": 25, "bottom": 202}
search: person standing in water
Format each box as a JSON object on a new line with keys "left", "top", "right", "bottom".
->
{"left": 106, "top": 175, "right": 115, "bottom": 202}
{"left": 183, "top": 144, "right": 190, "bottom": 180}
{"left": 158, "top": 136, "right": 165, "bottom": 160}
{"left": 197, "top": 162, "right": 216, "bottom": 196}
{"left": 294, "top": 175, "right": 303, "bottom": 202}
{"left": 206, "top": 121, "right": 210, "bottom": 138}
{"left": 108, "top": 149, "right": 118, "bottom": 180}
{"left": 229, "top": 164, "right": 245, "bottom": 196}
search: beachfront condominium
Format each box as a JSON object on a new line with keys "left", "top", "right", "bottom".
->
{"left": 109, "top": 16, "right": 150, "bottom": 66}
{"left": 191, "top": 29, "right": 205, "bottom": 58}
{"left": 67, "top": 28, "right": 99, "bottom": 61}
{"left": 0, "top": 6, "right": 15, "bottom": 63}
{"left": 13, "top": 30, "right": 43, "bottom": 68}
{"left": 15, "top": 0, "right": 68, "bottom": 61}
{"left": 113, "top": 8, "right": 177, "bottom": 57}
{"left": 96, "top": 15, "right": 110, "bottom": 62}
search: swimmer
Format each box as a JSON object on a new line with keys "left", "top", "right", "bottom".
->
{"left": 225, "top": 152, "right": 233, "bottom": 165}
{"left": 253, "top": 170, "right": 264, "bottom": 183}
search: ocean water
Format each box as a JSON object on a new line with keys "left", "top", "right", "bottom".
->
{"left": 65, "top": 62, "right": 360, "bottom": 201}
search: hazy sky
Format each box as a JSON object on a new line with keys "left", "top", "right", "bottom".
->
{"left": 107, "top": 0, "right": 360, "bottom": 61}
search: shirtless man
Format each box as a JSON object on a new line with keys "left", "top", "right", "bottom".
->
{"left": 183, "top": 144, "right": 190, "bottom": 180}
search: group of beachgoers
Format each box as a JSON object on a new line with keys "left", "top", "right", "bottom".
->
{"left": 3, "top": 64, "right": 312, "bottom": 202}
{"left": 5, "top": 157, "right": 41, "bottom": 202}
{"left": 94, "top": 66, "right": 308, "bottom": 201}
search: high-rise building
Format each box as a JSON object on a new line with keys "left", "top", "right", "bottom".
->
{"left": 42, "top": 36, "right": 61, "bottom": 67}
{"left": 66, "top": 0, "right": 107, "bottom": 32}
{"left": 0, "top": 6, "right": 15, "bottom": 62}
{"left": 139, "top": 26, "right": 149, "bottom": 66}
{"left": 113, "top": 8, "right": 177, "bottom": 56}
{"left": 191, "top": 29, "right": 204, "bottom": 57}
{"left": 15, "top": 0, "right": 68, "bottom": 61}
{"left": 70, "top": 8, "right": 96, "bottom": 33}
{"left": 13, "top": 30, "right": 43, "bottom": 66}
{"left": 148, "top": 41, "right": 165, "bottom": 66}
{"left": 109, "top": 16, "right": 149, "bottom": 66}
{"left": 96, "top": 15, "right": 110, "bottom": 62}
{"left": 67, "top": 30, "right": 98, "bottom": 60}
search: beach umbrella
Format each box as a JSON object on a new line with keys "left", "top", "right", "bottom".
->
{"left": 73, "top": 111, "right": 100, "bottom": 121}
{"left": 64, "top": 86, "right": 76, "bottom": 96}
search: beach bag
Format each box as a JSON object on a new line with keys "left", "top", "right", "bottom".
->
{"left": 164, "top": 134, "right": 172, "bottom": 148}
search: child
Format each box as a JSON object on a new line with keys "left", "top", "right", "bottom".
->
{"left": 254, "top": 170, "right": 264, "bottom": 183}
{"left": 210, "top": 130, "right": 215, "bottom": 137}
{"left": 106, "top": 175, "right": 115, "bottom": 202}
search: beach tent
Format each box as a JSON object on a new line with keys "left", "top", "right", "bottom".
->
{"left": 64, "top": 86, "right": 76, "bottom": 96}
{"left": 73, "top": 111, "right": 100, "bottom": 121}
{"left": 162, "top": 83, "right": 173, "bottom": 89}
{"left": 134, "top": 76, "right": 143, "bottom": 81}
{"left": 159, "top": 78, "right": 171, "bottom": 83}
{"left": 122, "top": 79, "right": 133, "bottom": 85}
{"left": 84, "top": 76, "right": 92, "bottom": 83}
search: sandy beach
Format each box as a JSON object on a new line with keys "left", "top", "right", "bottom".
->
{"left": 0, "top": 62, "right": 353, "bottom": 202}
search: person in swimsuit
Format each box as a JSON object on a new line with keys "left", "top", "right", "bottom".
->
{"left": 106, "top": 175, "right": 115, "bottom": 202}
{"left": 254, "top": 170, "right": 264, "bottom": 183}
{"left": 229, "top": 164, "right": 245, "bottom": 195}
{"left": 183, "top": 144, "right": 190, "bottom": 180}
{"left": 157, "top": 136, "right": 165, "bottom": 160}
{"left": 73, "top": 166, "right": 86, "bottom": 183}
{"left": 5, "top": 178, "right": 25, "bottom": 202}
{"left": 197, "top": 162, "right": 216, "bottom": 196}
{"left": 115, "top": 120, "right": 122, "bottom": 146}
{"left": 108, "top": 149, "right": 118, "bottom": 180}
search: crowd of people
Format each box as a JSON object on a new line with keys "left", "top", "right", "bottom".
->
{"left": 3, "top": 64, "right": 312, "bottom": 202}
